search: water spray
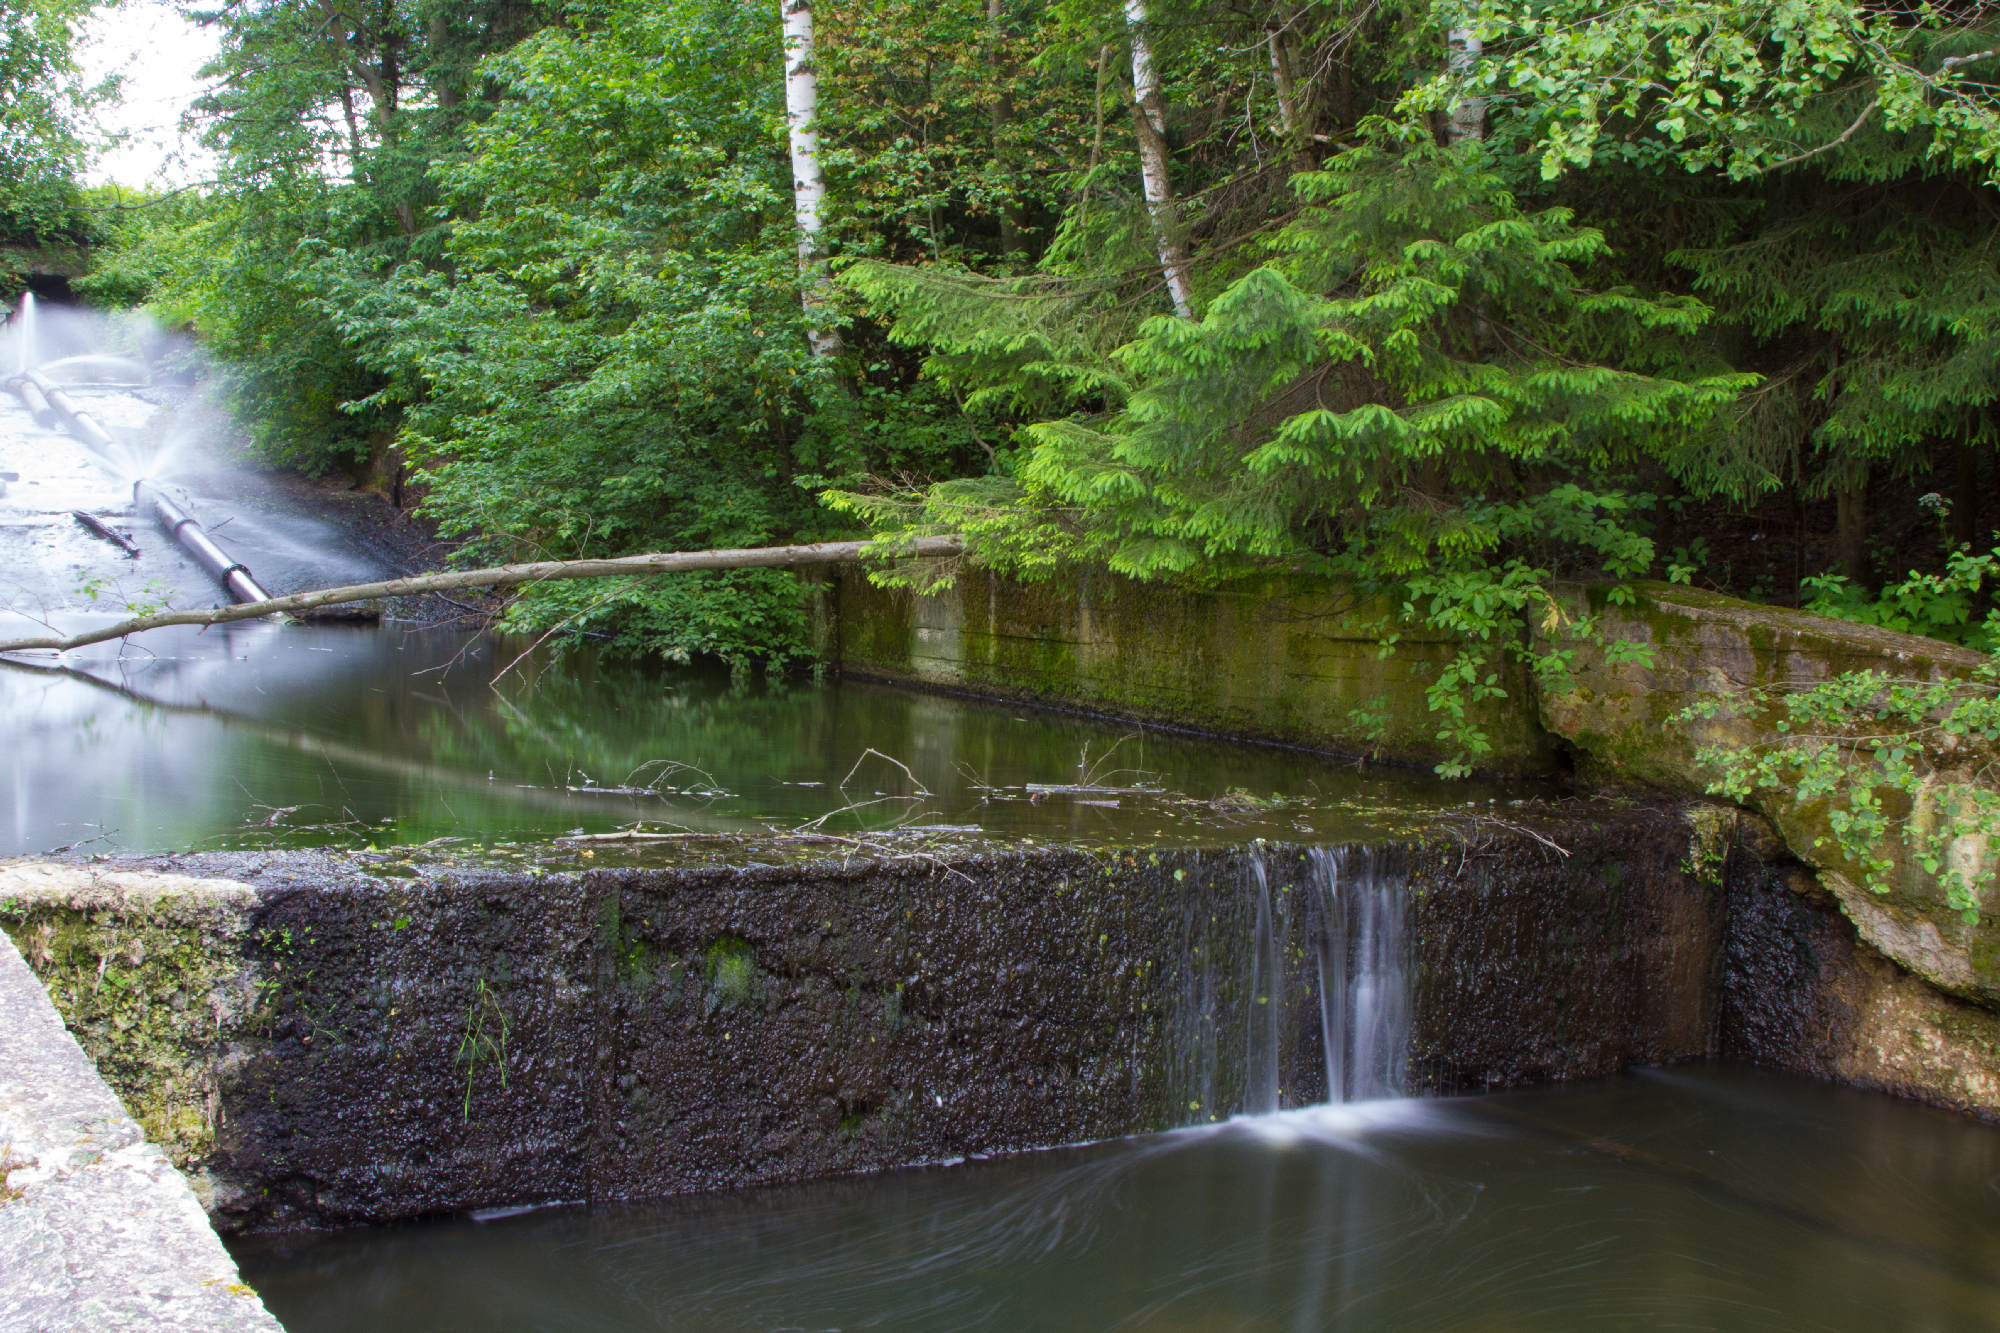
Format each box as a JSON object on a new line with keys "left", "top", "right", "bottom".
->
{"left": 14, "top": 291, "right": 35, "bottom": 375}
{"left": 4, "top": 315, "right": 276, "bottom": 606}
{"left": 132, "top": 479, "right": 272, "bottom": 603}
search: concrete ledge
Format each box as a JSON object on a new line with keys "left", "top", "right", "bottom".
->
{"left": 7, "top": 816, "right": 1731, "bottom": 1233}
{"left": 0, "top": 920, "right": 282, "bottom": 1332}
{"left": 811, "top": 566, "right": 1566, "bottom": 777}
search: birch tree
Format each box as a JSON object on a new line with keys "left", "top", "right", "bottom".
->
{"left": 1446, "top": 26, "right": 1485, "bottom": 145}
{"left": 1267, "top": 24, "right": 1299, "bottom": 141}
{"left": 781, "top": 0, "right": 843, "bottom": 357}
{"left": 1122, "top": 0, "right": 1195, "bottom": 318}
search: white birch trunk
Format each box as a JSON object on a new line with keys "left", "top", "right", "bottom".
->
{"left": 1446, "top": 28, "right": 1486, "bottom": 145}
{"left": 781, "top": 0, "right": 842, "bottom": 357}
{"left": 1123, "top": 0, "right": 1195, "bottom": 318}
{"left": 1268, "top": 29, "right": 1298, "bottom": 140}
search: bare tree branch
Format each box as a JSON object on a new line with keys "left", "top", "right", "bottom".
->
{"left": 1756, "top": 97, "right": 1878, "bottom": 175}
{"left": 0, "top": 537, "right": 963, "bottom": 655}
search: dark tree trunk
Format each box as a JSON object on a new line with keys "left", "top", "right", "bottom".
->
{"left": 1651, "top": 495, "right": 1677, "bottom": 579}
{"left": 1836, "top": 471, "right": 1876, "bottom": 591}
{"left": 1955, "top": 440, "right": 1984, "bottom": 552}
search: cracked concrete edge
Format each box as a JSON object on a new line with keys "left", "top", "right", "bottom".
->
{"left": 0, "top": 861, "right": 262, "bottom": 924}
{"left": 0, "top": 909, "right": 285, "bottom": 1333}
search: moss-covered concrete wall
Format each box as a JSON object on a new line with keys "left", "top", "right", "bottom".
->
{"left": 1535, "top": 582, "right": 1998, "bottom": 1008}
{"left": 3, "top": 809, "right": 1721, "bottom": 1232}
{"left": 808, "top": 566, "right": 1565, "bottom": 777}
{"left": 813, "top": 568, "right": 1998, "bottom": 1018}
{"left": 0, "top": 863, "right": 263, "bottom": 1214}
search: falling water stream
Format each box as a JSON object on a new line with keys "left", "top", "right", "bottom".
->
{"left": 13, "top": 291, "right": 35, "bottom": 376}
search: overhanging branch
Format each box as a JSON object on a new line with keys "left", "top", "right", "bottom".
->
{"left": 0, "top": 536, "right": 963, "bottom": 655}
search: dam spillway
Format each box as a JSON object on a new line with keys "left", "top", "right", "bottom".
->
{"left": 4, "top": 319, "right": 2000, "bottom": 1330}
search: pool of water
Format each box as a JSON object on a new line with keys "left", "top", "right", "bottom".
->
{"left": 0, "top": 624, "right": 1544, "bottom": 855}
{"left": 232, "top": 1065, "right": 2000, "bottom": 1332}
{"left": 1, "top": 381, "right": 1546, "bottom": 857}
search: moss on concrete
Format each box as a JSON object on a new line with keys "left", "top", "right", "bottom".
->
{"left": 0, "top": 863, "right": 264, "bottom": 1190}
{"left": 818, "top": 567, "right": 2000, "bottom": 1008}
{"left": 816, "top": 566, "right": 1565, "bottom": 777}
{"left": 1533, "top": 581, "right": 2000, "bottom": 1007}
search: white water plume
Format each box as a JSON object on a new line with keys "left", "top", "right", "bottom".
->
{"left": 1163, "top": 845, "right": 1412, "bottom": 1126}
{"left": 10, "top": 292, "right": 35, "bottom": 374}
{"left": 1310, "top": 846, "right": 1411, "bottom": 1104}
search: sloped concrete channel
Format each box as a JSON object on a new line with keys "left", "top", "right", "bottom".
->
{"left": 5, "top": 799, "right": 1975, "bottom": 1249}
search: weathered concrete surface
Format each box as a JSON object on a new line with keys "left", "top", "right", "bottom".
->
{"left": 809, "top": 565, "right": 1566, "bottom": 777}
{"left": 0, "top": 862, "right": 264, "bottom": 1190}
{"left": 1407, "top": 809, "right": 1725, "bottom": 1091}
{"left": 1722, "top": 846, "right": 2000, "bottom": 1119}
{"left": 813, "top": 567, "right": 1996, "bottom": 1014}
{"left": 0, "top": 897, "right": 283, "bottom": 1332}
{"left": 4, "top": 810, "right": 1724, "bottom": 1233}
{"left": 1537, "top": 582, "right": 1998, "bottom": 1008}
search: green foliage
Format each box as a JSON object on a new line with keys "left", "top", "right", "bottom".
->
{"left": 104, "top": 0, "right": 1005, "bottom": 665}
{"left": 455, "top": 978, "right": 511, "bottom": 1121}
{"left": 0, "top": 0, "right": 108, "bottom": 251}
{"left": 835, "top": 124, "right": 1728, "bottom": 771}
{"left": 1422, "top": 1, "right": 2000, "bottom": 519}
{"left": 85, "top": 0, "right": 2000, "bottom": 709}
{"left": 1678, "top": 659, "right": 2000, "bottom": 921}
{"left": 331, "top": 0, "right": 982, "bottom": 663}
{"left": 1431, "top": 0, "right": 2000, "bottom": 183}
{"left": 1803, "top": 544, "right": 2000, "bottom": 653}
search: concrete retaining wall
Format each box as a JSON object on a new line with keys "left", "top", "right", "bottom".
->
{"left": 0, "top": 907, "right": 283, "bottom": 1331}
{"left": 814, "top": 567, "right": 2000, "bottom": 1016}
{"left": 5, "top": 806, "right": 1722, "bottom": 1234}
{"left": 808, "top": 566, "right": 1565, "bottom": 776}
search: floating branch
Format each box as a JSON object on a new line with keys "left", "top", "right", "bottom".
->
{"left": 71, "top": 511, "right": 140, "bottom": 558}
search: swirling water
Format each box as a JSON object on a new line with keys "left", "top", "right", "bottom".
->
{"left": 234, "top": 1065, "right": 2000, "bottom": 1332}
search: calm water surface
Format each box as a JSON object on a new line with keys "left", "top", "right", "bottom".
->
{"left": 233, "top": 1066, "right": 2000, "bottom": 1332}
{"left": 0, "top": 625, "right": 1541, "bottom": 855}
{"left": 2, "top": 375, "right": 1543, "bottom": 855}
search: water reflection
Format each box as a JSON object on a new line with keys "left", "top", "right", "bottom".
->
{"left": 1, "top": 625, "right": 1540, "bottom": 855}
{"left": 234, "top": 1066, "right": 2000, "bottom": 1332}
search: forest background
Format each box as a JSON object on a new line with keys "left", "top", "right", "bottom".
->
{"left": 4, "top": 0, "right": 1999, "bottom": 678}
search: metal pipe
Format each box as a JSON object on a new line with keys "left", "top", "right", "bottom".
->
{"left": 23, "top": 368, "right": 117, "bottom": 453}
{"left": 10, "top": 367, "right": 276, "bottom": 606}
{"left": 134, "top": 480, "right": 273, "bottom": 604}
{"left": 13, "top": 376, "right": 55, "bottom": 427}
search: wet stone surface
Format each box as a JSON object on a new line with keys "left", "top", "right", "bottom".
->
{"left": 5, "top": 802, "right": 1726, "bottom": 1234}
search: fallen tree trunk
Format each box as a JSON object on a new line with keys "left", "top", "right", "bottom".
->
{"left": 0, "top": 536, "right": 963, "bottom": 655}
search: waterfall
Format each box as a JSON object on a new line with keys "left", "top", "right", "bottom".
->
{"left": 1309, "top": 847, "right": 1410, "bottom": 1103}
{"left": 1161, "top": 845, "right": 1410, "bottom": 1126}
{"left": 13, "top": 292, "right": 36, "bottom": 374}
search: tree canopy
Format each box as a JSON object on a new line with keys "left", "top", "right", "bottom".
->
{"left": 82, "top": 0, "right": 2000, "bottom": 678}
{"left": 2, "top": 0, "right": 110, "bottom": 262}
